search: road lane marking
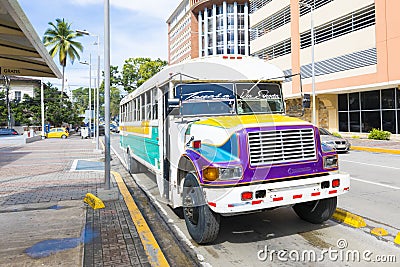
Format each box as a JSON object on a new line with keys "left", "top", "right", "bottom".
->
{"left": 351, "top": 177, "right": 400, "bottom": 190}
{"left": 112, "top": 171, "right": 170, "bottom": 267}
{"left": 341, "top": 160, "right": 400, "bottom": 170}
{"left": 341, "top": 160, "right": 400, "bottom": 189}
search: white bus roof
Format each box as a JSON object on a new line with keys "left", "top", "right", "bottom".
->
{"left": 121, "top": 55, "right": 285, "bottom": 105}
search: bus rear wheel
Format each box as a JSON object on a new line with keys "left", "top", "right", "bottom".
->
{"left": 293, "top": 196, "right": 337, "bottom": 224}
{"left": 182, "top": 173, "right": 220, "bottom": 244}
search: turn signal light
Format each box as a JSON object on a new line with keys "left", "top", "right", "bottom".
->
{"left": 241, "top": 191, "right": 253, "bottom": 201}
{"left": 332, "top": 179, "right": 340, "bottom": 188}
{"left": 203, "top": 167, "right": 219, "bottom": 181}
{"left": 192, "top": 140, "right": 201, "bottom": 149}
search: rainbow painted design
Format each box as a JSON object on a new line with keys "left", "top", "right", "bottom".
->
{"left": 194, "top": 114, "right": 308, "bottom": 129}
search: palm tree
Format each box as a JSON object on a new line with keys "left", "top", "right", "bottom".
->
{"left": 43, "top": 18, "right": 83, "bottom": 99}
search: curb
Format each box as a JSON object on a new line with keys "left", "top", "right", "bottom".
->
{"left": 351, "top": 146, "right": 400, "bottom": 155}
{"left": 370, "top": 227, "right": 388, "bottom": 237}
{"left": 333, "top": 208, "right": 400, "bottom": 248}
{"left": 332, "top": 208, "right": 366, "bottom": 228}
{"left": 83, "top": 193, "right": 105, "bottom": 210}
{"left": 111, "top": 171, "right": 170, "bottom": 267}
{"left": 395, "top": 233, "right": 400, "bottom": 245}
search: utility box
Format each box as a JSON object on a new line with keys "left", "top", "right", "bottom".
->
{"left": 81, "top": 127, "right": 90, "bottom": 139}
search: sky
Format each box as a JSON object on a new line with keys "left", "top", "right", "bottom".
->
{"left": 18, "top": 0, "right": 182, "bottom": 91}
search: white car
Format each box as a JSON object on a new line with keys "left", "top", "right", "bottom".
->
{"left": 319, "top": 128, "right": 351, "bottom": 153}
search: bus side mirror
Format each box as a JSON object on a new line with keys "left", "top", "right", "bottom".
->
{"left": 302, "top": 94, "right": 311, "bottom": 109}
{"left": 167, "top": 98, "right": 181, "bottom": 115}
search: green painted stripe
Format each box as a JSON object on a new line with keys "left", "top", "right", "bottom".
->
{"left": 120, "top": 127, "right": 160, "bottom": 168}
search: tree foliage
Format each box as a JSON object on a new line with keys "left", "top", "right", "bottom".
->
{"left": 43, "top": 18, "right": 83, "bottom": 68}
{"left": 43, "top": 18, "right": 83, "bottom": 95}
{"left": 1, "top": 53, "right": 167, "bottom": 127}
{"left": 111, "top": 57, "right": 167, "bottom": 93}
{"left": 0, "top": 83, "right": 81, "bottom": 127}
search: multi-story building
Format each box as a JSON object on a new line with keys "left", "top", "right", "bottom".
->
{"left": 168, "top": 0, "right": 400, "bottom": 135}
{"left": 250, "top": 0, "right": 400, "bottom": 134}
{"left": 167, "top": 0, "right": 250, "bottom": 65}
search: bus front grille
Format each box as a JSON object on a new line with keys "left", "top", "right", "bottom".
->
{"left": 248, "top": 128, "right": 316, "bottom": 166}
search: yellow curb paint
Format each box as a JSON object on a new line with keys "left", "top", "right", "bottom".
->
{"left": 394, "top": 233, "right": 400, "bottom": 245}
{"left": 83, "top": 193, "right": 105, "bottom": 210}
{"left": 370, "top": 227, "right": 388, "bottom": 237}
{"left": 351, "top": 146, "right": 400, "bottom": 155}
{"left": 332, "top": 208, "right": 367, "bottom": 228}
{"left": 112, "top": 171, "right": 169, "bottom": 267}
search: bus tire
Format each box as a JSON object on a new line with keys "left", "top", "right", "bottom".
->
{"left": 182, "top": 173, "right": 220, "bottom": 244}
{"left": 293, "top": 196, "right": 337, "bottom": 224}
{"left": 127, "top": 150, "right": 141, "bottom": 174}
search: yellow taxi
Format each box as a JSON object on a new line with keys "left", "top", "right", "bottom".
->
{"left": 46, "top": 128, "right": 69, "bottom": 139}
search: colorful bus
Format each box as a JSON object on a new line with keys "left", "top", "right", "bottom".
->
{"left": 119, "top": 55, "right": 350, "bottom": 244}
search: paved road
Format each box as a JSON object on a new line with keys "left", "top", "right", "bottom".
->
{"left": 111, "top": 135, "right": 400, "bottom": 267}
{"left": 339, "top": 150, "right": 400, "bottom": 229}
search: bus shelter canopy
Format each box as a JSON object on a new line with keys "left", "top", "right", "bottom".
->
{"left": 0, "top": 0, "right": 61, "bottom": 78}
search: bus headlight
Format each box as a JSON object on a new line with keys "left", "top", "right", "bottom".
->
{"left": 323, "top": 155, "right": 338, "bottom": 169}
{"left": 219, "top": 167, "right": 242, "bottom": 180}
{"left": 203, "top": 167, "right": 242, "bottom": 181}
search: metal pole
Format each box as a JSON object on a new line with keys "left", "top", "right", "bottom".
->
{"left": 104, "top": 0, "right": 111, "bottom": 189}
{"left": 310, "top": 6, "right": 316, "bottom": 125}
{"left": 96, "top": 35, "right": 100, "bottom": 150}
{"left": 4, "top": 76, "right": 11, "bottom": 128}
{"left": 89, "top": 54, "right": 92, "bottom": 136}
{"left": 299, "top": 2, "right": 316, "bottom": 125}
{"left": 41, "top": 81, "right": 45, "bottom": 138}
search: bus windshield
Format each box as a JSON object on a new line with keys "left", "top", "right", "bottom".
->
{"left": 175, "top": 82, "right": 284, "bottom": 116}
{"left": 236, "top": 83, "right": 284, "bottom": 115}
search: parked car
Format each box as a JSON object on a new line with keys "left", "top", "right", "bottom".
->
{"left": 110, "top": 124, "right": 119, "bottom": 133}
{"left": 319, "top": 128, "right": 351, "bottom": 153}
{"left": 46, "top": 128, "right": 69, "bottom": 139}
{"left": 0, "top": 128, "right": 19, "bottom": 136}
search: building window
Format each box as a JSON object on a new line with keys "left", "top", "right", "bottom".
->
{"left": 14, "top": 91, "right": 21, "bottom": 102}
{"left": 300, "top": 4, "right": 375, "bottom": 49}
{"left": 338, "top": 88, "right": 400, "bottom": 134}
{"left": 199, "top": 2, "right": 248, "bottom": 56}
{"left": 250, "top": 6, "right": 290, "bottom": 41}
{"left": 299, "top": 0, "right": 334, "bottom": 16}
{"left": 250, "top": 0, "right": 274, "bottom": 13}
{"left": 252, "top": 38, "right": 291, "bottom": 60}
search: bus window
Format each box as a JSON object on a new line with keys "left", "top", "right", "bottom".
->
{"left": 152, "top": 89, "right": 158, "bottom": 120}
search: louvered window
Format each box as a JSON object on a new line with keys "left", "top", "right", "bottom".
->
{"left": 300, "top": 4, "right": 375, "bottom": 49}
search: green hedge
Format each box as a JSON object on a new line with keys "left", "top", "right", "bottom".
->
{"left": 368, "top": 128, "right": 391, "bottom": 140}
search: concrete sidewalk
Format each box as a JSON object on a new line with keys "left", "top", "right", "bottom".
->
{"left": 0, "top": 136, "right": 195, "bottom": 267}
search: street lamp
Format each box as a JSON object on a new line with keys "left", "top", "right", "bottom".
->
{"left": 77, "top": 30, "right": 101, "bottom": 150}
{"left": 299, "top": 1, "right": 316, "bottom": 125}
{"left": 80, "top": 57, "right": 92, "bottom": 136}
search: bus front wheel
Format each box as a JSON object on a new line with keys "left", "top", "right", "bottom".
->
{"left": 293, "top": 196, "right": 337, "bottom": 224}
{"left": 182, "top": 173, "right": 220, "bottom": 244}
